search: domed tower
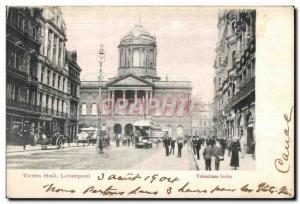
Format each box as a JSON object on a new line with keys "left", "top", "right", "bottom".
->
{"left": 118, "top": 21, "right": 159, "bottom": 80}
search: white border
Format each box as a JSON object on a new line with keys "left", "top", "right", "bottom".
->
{"left": 0, "top": 1, "right": 298, "bottom": 204}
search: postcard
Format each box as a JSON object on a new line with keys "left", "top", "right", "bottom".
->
{"left": 5, "top": 6, "right": 294, "bottom": 199}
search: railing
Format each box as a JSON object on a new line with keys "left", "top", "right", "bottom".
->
{"left": 6, "top": 98, "right": 40, "bottom": 113}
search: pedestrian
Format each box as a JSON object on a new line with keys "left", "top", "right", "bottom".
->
{"left": 203, "top": 142, "right": 213, "bottom": 171}
{"left": 163, "top": 137, "right": 170, "bottom": 156}
{"left": 213, "top": 140, "right": 224, "bottom": 170}
{"left": 177, "top": 140, "right": 183, "bottom": 158}
{"left": 170, "top": 138, "right": 175, "bottom": 155}
{"left": 191, "top": 137, "right": 196, "bottom": 155}
{"left": 251, "top": 140, "right": 256, "bottom": 160}
{"left": 127, "top": 137, "right": 131, "bottom": 147}
{"left": 116, "top": 134, "right": 120, "bottom": 147}
{"left": 240, "top": 130, "right": 247, "bottom": 158}
{"left": 226, "top": 137, "right": 233, "bottom": 156}
{"left": 218, "top": 137, "right": 226, "bottom": 156}
{"left": 107, "top": 135, "right": 110, "bottom": 146}
{"left": 230, "top": 137, "right": 241, "bottom": 170}
{"left": 97, "top": 137, "right": 103, "bottom": 153}
{"left": 195, "top": 138, "right": 201, "bottom": 160}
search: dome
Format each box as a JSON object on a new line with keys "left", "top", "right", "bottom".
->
{"left": 119, "top": 22, "right": 156, "bottom": 46}
{"left": 118, "top": 21, "right": 158, "bottom": 80}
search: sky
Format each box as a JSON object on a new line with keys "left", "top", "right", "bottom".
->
{"left": 60, "top": 7, "right": 218, "bottom": 102}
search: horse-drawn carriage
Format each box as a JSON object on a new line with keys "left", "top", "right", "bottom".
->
{"left": 40, "top": 132, "right": 65, "bottom": 150}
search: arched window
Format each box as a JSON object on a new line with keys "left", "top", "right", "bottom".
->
{"left": 133, "top": 49, "right": 140, "bottom": 67}
{"left": 91, "top": 103, "right": 97, "bottom": 115}
{"left": 81, "top": 104, "right": 87, "bottom": 115}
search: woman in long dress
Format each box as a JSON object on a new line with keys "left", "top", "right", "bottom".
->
{"left": 230, "top": 137, "right": 241, "bottom": 170}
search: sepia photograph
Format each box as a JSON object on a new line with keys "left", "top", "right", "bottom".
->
{"left": 5, "top": 7, "right": 256, "bottom": 171}
{"left": 4, "top": 5, "right": 294, "bottom": 199}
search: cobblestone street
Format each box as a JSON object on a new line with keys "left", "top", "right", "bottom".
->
{"left": 6, "top": 142, "right": 198, "bottom": 170}
{"left": 6, "top": 141, "right": 254, "bottom": 171}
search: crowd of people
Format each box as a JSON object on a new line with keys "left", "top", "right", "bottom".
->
{"left": 162, "top": 136, "right": 185, "bottom": 158}
{"left": 191, "top": 136, "right": 243, "bottom": 170}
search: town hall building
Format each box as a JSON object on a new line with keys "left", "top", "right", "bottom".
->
{"left": 79, "top": 22, "right": 192, "bottom": 138}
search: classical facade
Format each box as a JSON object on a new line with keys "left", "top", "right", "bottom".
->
{"left": 66, "top": 50, "right": 81, "bottom": 141}
{"left": 191, "top": 99, "right": 214, "bottom": 138}
{"left": 80, "top": 22, "right": 192, "bottom": 138}
{"left": 213, "top": 10, "right": 255, "bottom": 154}
{"left": 6, "top": 7, "right": 42, "bottom": 144}
{"left": 37, "top": 7, "right": 69, "bottom": 136}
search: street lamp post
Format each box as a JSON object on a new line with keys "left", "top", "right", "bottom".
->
{"left": 97, "top": 44, "right": 105, "bottom": 153}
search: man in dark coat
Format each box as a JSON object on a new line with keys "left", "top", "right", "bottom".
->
{"left": 203, "top": 143, "right": 213, "bottom": 171}
{"left": 195, "top": 138, "right": 201, "bottom": 160}
{"left": 170, "top": 139, "right": 175, "bottom": 155}
{"left": 230, "top": 138, "right": 241, "bottom": 170}
{"left": 163, "top": 137, "right": 170, "bottom": 156}
{"left": 191, "top": 138, "right": 196, "bottom": 155}
{"left": 177, "top": 141, "right": 183, "bottom": 158}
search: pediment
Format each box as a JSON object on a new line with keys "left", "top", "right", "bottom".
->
{"left": 107, "top": 74, "right": 153, "bottom": 87}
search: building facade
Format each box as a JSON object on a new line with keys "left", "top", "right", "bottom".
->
{"left": 213, "top": 10, "right": 255, "bottom": 154}
{"left": 80, "top": 22, "right": 192, "bottom": 138}
{"left": 66, "top": 50, "right": 81, "bottom": 141}
{"left": 37, "top": 7, "right": 69, "bottom": 136}
{"left": 6, "top": 7, "right": 42, "bottom": 144}
{"left": 191, "top": 99, "right": 214, "bottom": 138}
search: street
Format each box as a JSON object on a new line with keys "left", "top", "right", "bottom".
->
{"left": 6, "top": 142, "right": 198, "bottom": 170}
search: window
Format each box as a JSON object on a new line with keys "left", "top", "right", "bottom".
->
{"left": 62, "top": 77, "right": 65, "bottom": 92}
{"left": 39, "top": 93, "right": 43, "bottom": 108}
{"left": 62, "top": 101, "right": 64, "bottom": 113}
{"left": 47, "top": 69, "right": 50, "bottom": 85}
{"left": 232, "top": 51, "right": 236, "bottom": 67}
{"left": 127, "top": 49, "right": 131, "bottom": 67}
{"left": 32, "top": 26, "right": 36, "bottom": 40}
{"left": 57, "top": 75, "right": 61, "bottom": 89}
{"left": 53, "top": 35, "right": 57, "bottom": 63}
{"left": 149, "top": 49, "right": 154, "bottom": 67}
{"left": 133, "top": 49, "right": 140, "bottom": 67}
{"left": 51, "top": 96, "right": 55, "bottom": 110}
{"left": 15, "top": 50, "right": 23, "bottom": 70}
{"left": 74, "top": 85, "right": 77, "bottom": 97}
{"left": 41, "top": 66, "right": 44, "bottom": 83}
{"left": 81, "top": 104, "right": 87, "bottom": 115}
{"left": 46, "top": 95, "right": 49, "bottom": 110}
{"left": 57, "top": 99, "right": 59, "bottom": 111}
{"left": 47, "top": 30, "right": 52, "bottom": 58}
{"left": 141, "top": 49, "right": 145, "bottom": 67}
{"left": 58, "top": 40, "right": 62, "bottom": 66}
{"left": 18, "top": 14, "right": 24, "bottom": 31}
{"left": 91, "top": 104, "right": 97, "bottom": 115}
{"left": 52, "top": 73, "right": 56, "bottom": 87}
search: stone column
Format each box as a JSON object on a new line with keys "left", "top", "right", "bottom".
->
{"left": 123, "top": 90, "right": 125, "bottom": 101}
{"left": 149, "top": 91, "right": 153, "bottom": 115}
{"left": 146, "top": 90, "right": 149, "bottom": 115}
{"left": 111, "top": 90, "right": 115, "bottom": 116}
{"left": 134, "top": 90, "right": 137, "bottom": 105}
